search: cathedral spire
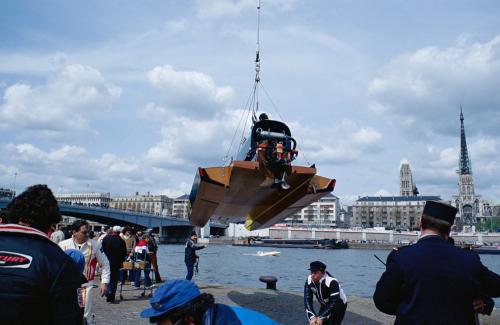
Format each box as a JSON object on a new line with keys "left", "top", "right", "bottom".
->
{"left": 458, "top": 105, "right": 472, "bottom": 175}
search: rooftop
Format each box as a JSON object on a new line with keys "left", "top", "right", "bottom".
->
{"left": 356, "top": 195, "right": 441, "bottom": 202}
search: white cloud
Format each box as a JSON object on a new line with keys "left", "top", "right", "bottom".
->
{"left": 290, "top": 119, "right": 383, "bottom": 165}
{"left": 164, "top": 19, "right": 189, "bottom": 33}
{"left": 0, "top": 143, "right": 178, "bottom": 195}
{"left": 148, "top": 65, "right": 233, "bottom": 117}
{"left": 141, "top": 106, "right": 242, "bottom": 171}
{"left": 369, "top": 34, "right": 500, "bottom": 137}
{"left": 0, "top": 64, "right": 121, "bottom": 138}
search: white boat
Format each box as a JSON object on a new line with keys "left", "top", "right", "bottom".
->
{"left": 256, "top": 251, "right": 280, "bottom": 256}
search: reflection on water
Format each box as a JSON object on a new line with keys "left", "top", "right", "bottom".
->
{"left": 157, "top": 244, "right": 500, "bottom": 298}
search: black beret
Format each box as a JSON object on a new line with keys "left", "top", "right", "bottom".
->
{"left": 190, "top": 231, "right": 197, "bottom": 236}
{"left": 308, "top": 261, "right": 327, "bottom": 272}
{"left": 423, "top": 200, "right": 457, "bottom": 225}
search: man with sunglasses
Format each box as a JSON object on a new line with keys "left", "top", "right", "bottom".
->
{"left": 304, "top": 261, "right": 347, "bottom": 325}
{"left": 60, "top": 219, "right": 111, "bottom": 324}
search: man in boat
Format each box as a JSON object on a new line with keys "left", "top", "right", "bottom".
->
{"left": 140, "top": 279, "right": 279, "bottom": 324}
{"left": 304, "top": 261, "right": 347, "bottom": 325}
{"left": 185, "top": 231, "right": 207, "bottom": 281}
{"left": 373, "top": 200, "right": 500, "bottom": 324}
{"left": 0, "top": 184, "right": 84, "bottom": 324}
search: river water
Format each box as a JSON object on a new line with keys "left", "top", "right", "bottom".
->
{"left": 156, "top": 244, "right": 500, "bottom": 298}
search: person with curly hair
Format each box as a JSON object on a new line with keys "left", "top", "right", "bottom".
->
{"left": 0, "top": 184, "right": 84, "bottom": 325}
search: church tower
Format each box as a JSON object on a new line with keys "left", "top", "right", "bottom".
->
{"left": 400, "top": 163, "right": 415, "bottom": 196}
{"left": 453, "top": 107, "right": 482, "bottom": 227}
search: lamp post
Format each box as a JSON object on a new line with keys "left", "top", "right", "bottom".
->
{"left": 13, "top": 172, "right": 17, "bottom": 196}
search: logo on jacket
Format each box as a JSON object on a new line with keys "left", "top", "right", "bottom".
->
{"left": 0, "top": 251, "right": 33, "bottom": 268}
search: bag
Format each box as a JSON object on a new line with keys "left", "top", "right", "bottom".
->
{"left": 122, "top": 261, "right": 133, "bottom": 270}
{"left": 134, "top": 261, "right": 150, "bottom": 269}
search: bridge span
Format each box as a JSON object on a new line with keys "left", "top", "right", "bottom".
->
{"left": 0, "top": 199, "right": 227, "bottom": 242}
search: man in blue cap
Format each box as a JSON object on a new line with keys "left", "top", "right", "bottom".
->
{"left": 140, "top": 279, "right": 279, "bottom": 324}
{"left": 373, "top": 200, "right": 500, "bottom": 324}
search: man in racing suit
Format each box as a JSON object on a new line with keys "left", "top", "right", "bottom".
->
{"left": 0, "top": 184, "right": 83, "bottom": 325}
{"left": 60, "top": 219, "right": 110, "bottom": 321}
{"left": 304, "top": 261, "right": 347, "bottom": 325}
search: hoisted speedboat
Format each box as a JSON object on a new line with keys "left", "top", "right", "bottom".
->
{"left": 188, "top": 2, "right": 336, "bottom": 231}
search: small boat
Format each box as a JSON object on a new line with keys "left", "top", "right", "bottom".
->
{"left": 473, "top": 246, "right": 500, "bottom": 255}
{"left": 256, "top": 251, "right": 280, "bottom": 257}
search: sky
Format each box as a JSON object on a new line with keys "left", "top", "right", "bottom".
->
{"left": 1, "top": 0, "right": 500, "bottom": 204}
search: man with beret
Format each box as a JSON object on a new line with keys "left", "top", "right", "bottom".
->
{"left": 140, "top": 279, "right": 279, "bottom": 324}
{"left": 304, "top": 261, "right": 347, "bottom": 325}
{"left": 373, "top": 200, "right": 500, "bottom": 324}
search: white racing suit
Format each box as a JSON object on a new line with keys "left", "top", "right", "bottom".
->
{"left": 60, "top": 238, "right": 110, "bottom": 319}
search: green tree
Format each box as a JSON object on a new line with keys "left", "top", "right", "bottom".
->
{"left": 475, "top": 217, "right": 500, "bottom": 232}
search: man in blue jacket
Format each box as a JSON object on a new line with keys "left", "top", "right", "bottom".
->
{"left": 185, "top": 231, "right": 207, "bottom": 280}
{"left": 373, "top": 200, "right": 500, "bottom": 324}
{"left": 0, "top": 184, "right": 84, "bottom": 325}
{"left": 140, "top": 279, "right": 279, "bottom": 324}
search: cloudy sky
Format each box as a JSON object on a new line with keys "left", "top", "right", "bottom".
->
{"left": 1, "top": 0, "right": 500, "bottom": 204}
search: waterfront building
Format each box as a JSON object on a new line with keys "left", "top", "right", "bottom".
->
{"left": 451, "top": 108, "right": 488, "bottom": 228}
{"left": 400, "top": 163, "right": 417, "bottom": 196}
{"left": 337, "top": 205, "right": 353, "bottom": 228}
{"left": 352, "top": 195, "right": 441, "bottom": 230}
{"left": 109, "top": 192, "right": 173, "bottom": 216}
{"left": 173, "top": 194, "right": 190, "bottom": 219}
{"left": 0, "top": 188, "right": 15, "bottom": 199}
{"left": 285, "top": 193, "right": 340, "bottom": 227}
{"left": 55, "top": 192, "right": 111, "bottom": 208}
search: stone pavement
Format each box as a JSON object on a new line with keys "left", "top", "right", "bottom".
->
{"left": 89, "top": 281, "right": 499, "bottom": 325}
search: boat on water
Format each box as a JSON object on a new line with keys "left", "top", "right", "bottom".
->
{"left": 256, "top": 251, "right": 280, "bottom": 256}
{"left": 237, "top": 238, "right": 349, "bottom": 250}
{"left": 473, "top": 246, "right": 500, "bottom": 255}
{"left": 188, "top": 4, "right": 336, "bottom": 231}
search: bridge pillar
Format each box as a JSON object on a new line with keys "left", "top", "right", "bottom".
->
{"left": 160, "top": 225, "right": 193, "bottom": 244}
{"left": 201, "top": 221, "right": 211, "bottom": 238}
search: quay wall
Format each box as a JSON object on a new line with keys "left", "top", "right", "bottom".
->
{"left": 267, "top": 227, "right": 500, "bottom": 244}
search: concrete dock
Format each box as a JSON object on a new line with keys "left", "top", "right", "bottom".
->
{"left": 90, "top": 281, "right": 499, "bottom": 324}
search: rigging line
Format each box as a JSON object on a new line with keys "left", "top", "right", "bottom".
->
{"left": 259, "top": 81, "right": 311, "bottom": 166}
{"left": 236, "top": 82, "right": 258, "bottom": 156}
{"left": 223, "top": 83, "right": 258, "bottom": 166}
{"left": 253, "top": 1, "right": 261, "bottom": 117}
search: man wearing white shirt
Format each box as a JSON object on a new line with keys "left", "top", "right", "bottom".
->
{"left": 59, "top": 220, "right": 110, "bottom": 322}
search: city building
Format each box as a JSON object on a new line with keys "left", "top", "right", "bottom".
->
{"left": 0, "top": 188, "right": 15, "bottom": 199}
{"left": 352, "top": 195, "right": 441, "bottom": 230}
{"left": 452, "top": 108, "right": 488, "bottom": 228}
{"left": 400, "top": 163, "right": 418, "bottom": 196}
{"left": 336, "top": 205, "right": 353, "bottom": 228}
{"left": 285, "top": 193, "right": 340, "bottom": 227}
{"left": 109, "top": 192, "right": 173, "bottom": 216}
{"left": 55, "top": 192, "right": 111, "bottom": 208}
{"left": 173, "top": 194, "right": 190, "bottom": 219}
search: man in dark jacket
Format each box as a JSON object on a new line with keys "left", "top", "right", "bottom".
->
{"left": 373, "top": 200, "right": 500, "bottom": 324}
{"left": 185, "top": 231, "right": 206, "bottom": 280}
{"left": 0, "top": 184, "right": 84, "bottom": 325}
{"left": 304, "top": 261, "right": 347, "bottom": 325}
{"left": 102, "top": 225, "right": 127, "bottom": 302}
{"left": 147, "top": 229, "right": 163, "bottom": 283}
